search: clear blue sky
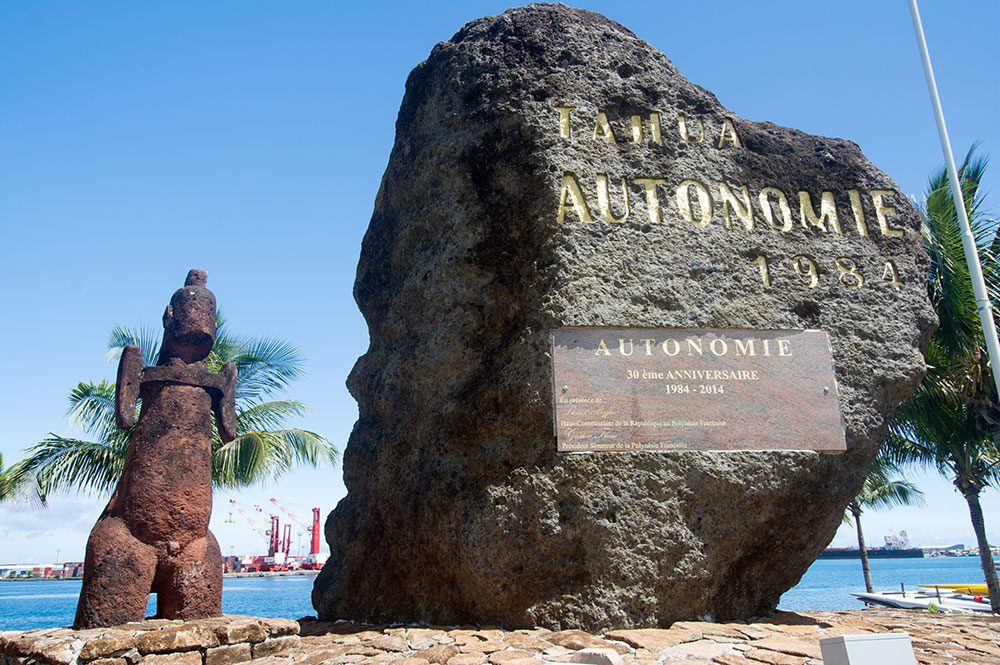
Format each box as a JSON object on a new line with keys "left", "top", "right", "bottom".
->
{"left": 1, "top": 1, "right": 997, "bottom": 565}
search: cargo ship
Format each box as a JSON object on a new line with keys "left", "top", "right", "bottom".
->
{"left": 819, "top": 530, "right": 924, "bottom": 559}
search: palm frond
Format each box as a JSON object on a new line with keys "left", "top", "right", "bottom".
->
{"left": 106, "top": 325, "right": 161, "bottom": 366}
{"left": 210, "top": 427, "right": 336, "bottom": 489}
{"left": 66, "top": 380, "right": 120, "bottom": 440}
{"left": 234, "top": 400, "right": 311, "bottom": 433}
{"left": 21, "top": 312, "right": 336, "bottom": 501}
{"left": 223, "top": 337, "right": 305, "bottom": 406}
{"left": 15, "top": 435, "right": 129, "bottom": 496}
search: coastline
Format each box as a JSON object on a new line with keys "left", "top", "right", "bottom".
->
{"left": 0, "top": 569, "right": 319, "bottom": 582}
{"left": 3, "top": 609, "right": 999, "bottom": 665}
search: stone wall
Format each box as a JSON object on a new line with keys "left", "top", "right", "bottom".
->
{"left": 0, "top": 617, "right": 300, "bottom": 665}
{"left": 5, "top": 611, "right": 1000, "bottom": 665}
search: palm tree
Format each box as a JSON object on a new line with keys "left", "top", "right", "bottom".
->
{"left": 845, "top": 454, "right": 924, "bottom": 592}
{"left": 888, "top": 144, "right": 1000, "bottom": 612}
{"left": 0, "top": 452, "right": 11, "bottom": 502}
{"left": 10, "top": 316, "right": 337, "bottom": 497}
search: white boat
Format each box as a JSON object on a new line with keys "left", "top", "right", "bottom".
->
{"left": 852, "top": 587, "right": 993, "bottom": 614}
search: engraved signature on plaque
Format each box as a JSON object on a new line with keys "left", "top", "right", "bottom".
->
{"left": 551, "top": 328, "right": 846, "bottom": 452}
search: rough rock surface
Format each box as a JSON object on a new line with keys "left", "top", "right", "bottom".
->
{"left": 5, "top": 611, "right": 998, "bottom": 665}
{"left": 0, "top": 616, "right": 298, "bottom": 665}
{"left": 75, "top": 270, "right": 238, "bottom": 628}
{"left": 313, "top": 4, "right": 935, "bottom": 630}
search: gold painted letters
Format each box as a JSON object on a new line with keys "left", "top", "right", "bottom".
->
{"left": 557, "top": 173, "right": 593, "bottom": 223}
{"left": 676, "top": 179, "right": 713, "bottom": 226}
{"left": 634, "top": 178, "right": 666, "bottom": 224}
{"left": 593, "top": 111, "right": 617, "bottom": 143}
{"left": 798, "top": 191, "right": 841, "bottom": 234}
{"left": 718, "top": 182, "right": 754, "bottom": 230}
{"left": 871, "top": 190, "right": 903, "bottom": 237}
{"left": 596, "top": 174, "right": 629, "bottom": 223}
{"left": 553, "top": 106, "right": 575, "bottom": 139}
{"left": 759, "top": 187, "right": 793, "bottom": 232}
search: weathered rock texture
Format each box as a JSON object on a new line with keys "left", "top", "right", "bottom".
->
{"left": 75, "top": 270, "right": 237, "bottom": 628}
{"left": 313, "top": 4, "right": 935, "bottom": 630}
{"left": 1, "top": 616, "right": 299, "bottom": 665}
{"left": 5, "top": 611, "right": 1000, "bottom": 665}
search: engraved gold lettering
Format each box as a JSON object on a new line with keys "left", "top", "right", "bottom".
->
{"left": 631, "top": 115, "right": 643, "bottom": 142}
{"left": 678, "top": 114, "right": 705, "bottom": 143}
{"left": 718, "top": 118, "right": 742, "bottom": 148}
{"left": 629, "top": 113, "right": 662, "bottom": 143}
{"left": 759, "top": 187, "right": 793, "bottom": 232}
{"left": 634, "top": 177, "right": 666, "bottom": 224}
{"left": 734, "top": 339, "right": 756, "bottom": 356}
{"left": 687, "top": 338, "right": 703, "bottom": 356}
{"left": 778, "top": 340, "right": 792, "bottom": 356}
{"left": 557, "top": 173, "right": 593, "bottom": 223}
{"left": 718, "top": 182, "right": 754, "bottom": 230}
{"left": 595, "top": 339, "right": 611, "bottom": 356}
{"left": 676, "top": 179, "right": 713, "bottom": 226}
{"left": 798, "top": 191, "right": 841, "bottom": 234}
{"left": 596, "top": 174, "right": 630, "bottom": 223}
{"left": 792, "top": 255, "right": 819, "bottom": 288}
{"left": 836, "top": 257, "right": 864, "bottom": 288}
{"left": 662, "top": 339, "right": 681, "bottom": 356}
{"left": 593, "top": 111, "right": 617, "bottom": 143}
{"left": 754, "top": 256, "right": 771, "bottom": 287}
{"left": 871, "top": 190, "right": 903, "bottom": 237}
{"left": 645, "top": 112, "right": 663, "bottom": 143}
{"left": 710, "top": 339, "right": 728, "bottom": 356}
{"left": 640, "top": 338, "right": 656, "bottom": 355}
{"left": 619, "top": 338, "right": 634, "bottom": 356}
{"left": 882, "top": 261, "right": 902, "bottom": 290}
{"left": 762, "top": 339, "right": 773, "bottom": 356}
{"left": 553, "top": 105, "right": 575, "bottom": 138}
{"left": 848, "top": 189, "right": 869, "bottom": 236}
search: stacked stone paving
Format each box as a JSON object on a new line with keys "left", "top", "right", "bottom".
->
{"left": 4, "top": 611, "right": 999, "bottom": 665}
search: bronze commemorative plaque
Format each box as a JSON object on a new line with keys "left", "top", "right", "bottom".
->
{"left": 552, "top": 328, "right": 846, "bottom": 452}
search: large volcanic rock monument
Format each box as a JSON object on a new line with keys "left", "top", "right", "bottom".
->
{"left": 313, "top": 4, "right": 935, "bottom": 630}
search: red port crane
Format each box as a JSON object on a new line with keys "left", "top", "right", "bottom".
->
{"left": 311, "top": 508, "right": 321, "bottom": 557}
{"left": 270, "top": 498, "right": 322, "bottom": 556}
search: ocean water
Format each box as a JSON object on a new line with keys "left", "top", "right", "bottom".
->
{"left": 777, "top": 555, "right": 989, "bottom": 612}
{"left": 0, "top": 575, "right": 316, "bottom": 632}
{"left": 0, "top": 558, "right": 991, "bottom": 632}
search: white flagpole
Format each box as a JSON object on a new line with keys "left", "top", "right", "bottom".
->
{"left": 908, "top": 0, "right": 1000, "bottom": 397}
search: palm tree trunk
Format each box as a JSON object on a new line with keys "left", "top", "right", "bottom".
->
{"left": 852, "top": 508, "right": 875, "bottom": 593}
{"left": 963, "top": 488, "right": 1000, "bottom": 614}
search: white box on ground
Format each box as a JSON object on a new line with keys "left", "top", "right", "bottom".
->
{"left": 819, "top": 633, "right": 917, "bottom": 665}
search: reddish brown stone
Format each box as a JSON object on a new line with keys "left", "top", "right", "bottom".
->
{"left": 79, "top": 631, "right": 137, "bottom": 660}
{"left": 87, "top": 659, "right": 128, "bottom": 665}
{"left": 75, "top": 270, "right": 237, "bottom": 628}
{"left": 136, "top": 626, "right": 220, "bottom": 655}
{"left": 603, "top": 629, "right": 698, "bottom": 652}
{"left": 142, "top": 654, "right": 203, "bottom": 665}
{"left": 499, "top": 635, "right": 548, "bottom": 651}
{"left": 252, "top": 636, "right": 302, "bottom": 659}
{"left": 741, "top": 649, "right": 807, "bottom": 665}
{"left": 213, "top": 621, "right": 267, "bottom": 645}
{"left": 711, "top": 656, "right": 750, "bottom": 665}
{"left": 204, "top": 644, "right": 252, "bottom": 665}
{"left": 545, "top": 632, "right": 627, "bottom": 655}
{"left": 367, "top": 635, "right": 408, "bottom": 653}
{"left": 487, "top": 650, "right": 534, "bottom": 663}
{"left": 262, "top": 619, "right": 300, "bottom": 638}
{"left": 417, "top": 644, "right": 460, "bottom": 664}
